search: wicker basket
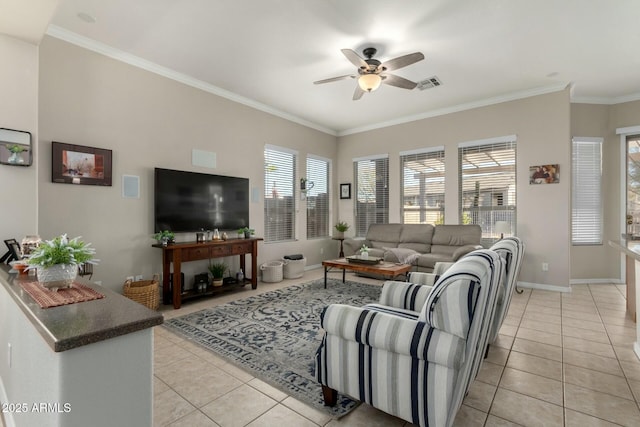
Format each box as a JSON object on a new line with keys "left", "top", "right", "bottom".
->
{"left": 283, "top": 257, "right": 306, "bottom": 279}
{"left": 123, "top": 274, "right": 159, "bottom": 310}
{"left": 260, "top": 261, "right": 283, "bottom": 283}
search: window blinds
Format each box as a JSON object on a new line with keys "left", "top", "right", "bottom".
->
{"left": 458, "top": 140, "right": 516, "bottom": 241}
{"left": 264, "top": 146, "right": 296, "bottom": 242}
{"left": 306, "top": 156, "right": 330, "bottom": 239}
{"left": 354, "top": 156, "right": 389, "bottom": 237}
{"left": 400, "top": 148, "right": 445, "bottom": 224}
{"left": 572, "top": 138, "right": 602, "bottom": 245}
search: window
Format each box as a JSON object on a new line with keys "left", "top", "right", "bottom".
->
{"left": 400, "top": 147, "right": 445, "bottom": 224}
{"left": 264, "top": 145, "right": 296, "bottom": 242}
{"left": 354, "top": 155, "right": 389, "bottom": 237}
{"left": 459, "top": 137, "right": 516, "bottom": 244}
{"left": 571, "top": 137, "right": 603, "bottom": 245}
{"left": 306, "top": 156, "right": 330, "bottom": 239}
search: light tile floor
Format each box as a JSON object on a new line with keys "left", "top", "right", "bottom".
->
{"left": 153, "top": 269, "right": 640, "bottom": 426}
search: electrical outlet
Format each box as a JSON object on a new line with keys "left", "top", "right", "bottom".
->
{"left": 542, "top": 262, "right": 549, "bottom": 272}
{"left": 8, "top": 343, "right": 12, "bottom": 368}
{"left": 135, "top": 275, "right": 143, "bottom": 281}
{"left": 320, "top": 247, "right": 324, "bottom": 255}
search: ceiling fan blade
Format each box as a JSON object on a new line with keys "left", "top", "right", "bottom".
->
{"left": 382, "top": 74, "right": 418, "bottom": 90}
{"left": 382, "top": 52, "right": 424, "bottom": 71}
{"left": 341, "top": 49, "right": 368, "bottom": 69}
{"left": 353, "top": 85, "right": 365, "bottom": 100}
{"left": 313, "top": 74, "right": 356, "bottom": 85}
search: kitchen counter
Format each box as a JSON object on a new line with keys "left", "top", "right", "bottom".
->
{"left": 0, "top": 264, "right": 163, "bottom": 427}
{"left": 609, "top": 239, "right": 640, "bottom": 360}
{"left": 0, "top": 265, "right": 163, "bottom": 352}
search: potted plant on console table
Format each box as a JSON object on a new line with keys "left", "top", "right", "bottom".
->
{"left": 153, "top": 230, "right": 175, "bottom": 247}
{"left": 209, "top": 261, "right": 227, "bottom": 287}
{"left": 237, "top": 227, "right": 255, "bottom": 239}
{"left": 334, "top": 221, "right": 350, "bottom": 239}
{"left": 27, "top": 234, "right": 98, "bottom": 291}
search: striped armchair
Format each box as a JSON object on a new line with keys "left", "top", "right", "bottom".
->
{"left": 315, "top": 250, "right": 504, "bottom": 427}
{"left": 486, "top": 237, "right": 525, "bottom": 343}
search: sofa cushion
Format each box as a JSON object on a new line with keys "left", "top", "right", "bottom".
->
{"left": 432, "top": 224, "right": 482, "bottom": 247}
{"left": 416, "top": 253, "right": 456, "bottom": 269}
{"left": 397, "top": 224, "right": 433, "bottom": 253}
{"left": 366, "top": 223, "right": 403, "bottom": 249}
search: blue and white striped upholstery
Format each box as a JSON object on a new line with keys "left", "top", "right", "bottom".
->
{"left": 487, "top": 237, "right": 525, "bottom": 343}
{"left": 315, "top": 250, "right": 504, "bottom": 427}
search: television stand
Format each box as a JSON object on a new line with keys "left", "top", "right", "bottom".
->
{"left": 153, "top": 238, "right": 262, "bottom": 309}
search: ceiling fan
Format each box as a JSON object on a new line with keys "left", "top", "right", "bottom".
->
{"left": 314, "top": 47, "right": 425, "bottom": 100}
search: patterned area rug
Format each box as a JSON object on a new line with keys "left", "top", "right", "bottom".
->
{"left": 164, "top": 278, "right": 382, "bottom": 417}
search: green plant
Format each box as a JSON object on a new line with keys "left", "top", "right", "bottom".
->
{"left": 208, "top": 261, "right": 227, "bottom": 279}
{"left": 27, "top": 234, "right": 97, "bottom": 268}
{"left": 153, "top": 230, "right": 175, "bottom": 241}
{"left": 6, "top": 144, "right": 26, "bottom": 154}
{"left": 334, "top": 221, "right": 350, "bottom": 232}
{"left": 238, "top": 227, "right": 255, "bottom": 235}
{"left": 360, "top": 244, "right": 370, "bottom": 254}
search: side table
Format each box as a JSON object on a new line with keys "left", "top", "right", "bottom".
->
{"left": 332, "top": 237, "right": 345, "bottom": 258}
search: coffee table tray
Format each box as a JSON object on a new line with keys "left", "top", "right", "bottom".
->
{"left": 346, "top": 255, "right": 383, "bottom": 265}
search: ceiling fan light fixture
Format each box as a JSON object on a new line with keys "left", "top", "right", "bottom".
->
{"left": 358, "top": 74, "right": 382, "bottom": 92}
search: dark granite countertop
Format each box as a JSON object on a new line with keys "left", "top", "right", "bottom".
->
{"left": 0, "top": 265, "right": 163, "bottom": 352}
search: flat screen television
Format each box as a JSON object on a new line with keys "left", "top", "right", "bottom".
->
{"left": 154, "top": 168, "right": 250, "bottom": 233}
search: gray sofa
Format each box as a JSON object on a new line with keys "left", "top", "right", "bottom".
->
{"left": 343, "top": 223, "right": 482, "bottom": 272}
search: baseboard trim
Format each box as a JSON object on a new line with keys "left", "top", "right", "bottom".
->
{"left": 634, "top": 342, "right": 640, "bottom": 361}
{"left": 569, "top": 278, "right": 624, "bottom": 285}
{"left": 517, "top": 281, "right": 571, "bottom": 293}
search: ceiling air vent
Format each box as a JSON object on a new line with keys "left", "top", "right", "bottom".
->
{"left": 417, "top": 76, "right": 442, "bottom": 91}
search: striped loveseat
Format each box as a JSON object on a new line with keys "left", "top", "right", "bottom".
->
{"left": 315, "top": 250, "right": 504, "bottom": 427}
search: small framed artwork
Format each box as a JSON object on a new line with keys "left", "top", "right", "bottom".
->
{"left": 52, "top": 141, "right": 113, "bottom": 186}
{"left": 1, "top": 239, "right": 22, "bottom": 263}
{"left": 340, "top": 183, "right": 351, "bottom": 199}
{"left": 529, "top": 164, "right": 559, "bottom": 184}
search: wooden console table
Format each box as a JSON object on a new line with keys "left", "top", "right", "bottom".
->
{"left": 153, "top": 238, "right": 262, "bottom": 309}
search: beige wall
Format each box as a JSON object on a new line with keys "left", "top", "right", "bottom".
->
{"left": 337, "top": 90, "right": 572, "bottom": 288}
{"left": 34, "top": 34, "right": 638, "bottom": 292}
{"left": 0, "top": 35, "right": 38, "bottom": 244}
{"left": 38, "top": 36, "right": 338, "bottom": 291}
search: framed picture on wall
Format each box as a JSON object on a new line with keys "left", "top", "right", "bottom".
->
{"left": 340, "top": 183, "right": 351, "bottom": 199}
{"left": 51, "top": 141, "right": 113, "bottom": 186}
{"left": 529, "top": 164, "right": 559, "bottom": 184}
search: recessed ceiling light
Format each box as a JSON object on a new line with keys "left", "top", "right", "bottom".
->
{"left": 77, "top": 12, "right": 97, "bottom": 24}
{"left": 546, "top": 72, "right": 559, "bottom": 78}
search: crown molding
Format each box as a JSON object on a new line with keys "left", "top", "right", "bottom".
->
{"left": 45, "top": 25, "right": 337, "bottom": 136}
{"left": 337, "top": 83, "right": 570, "bottom": 136}
{"left": 571, "top": 91, "right": 640, "bottom": 105}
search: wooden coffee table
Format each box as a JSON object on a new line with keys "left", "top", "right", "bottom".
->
{"left": 322, "top": 258, "right": 413, "bottom": 288}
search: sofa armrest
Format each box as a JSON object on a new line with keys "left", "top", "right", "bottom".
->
{"left": 320, "top": 304, "right": 465, "bottom": 368}
{"left": 343, "top": 238, "right": 368, "bottom": 256}
{"left": 379, "top": 281, "right": 433, "bottom": 311}
{"left": 452, "top": 244, "right": 482, "bottom": 261}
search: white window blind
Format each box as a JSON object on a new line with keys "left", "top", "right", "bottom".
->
{"left": 354, "top": 155, "right": 389, "bottom": 237}
{"left": 264, "top": 146, "right": 296, "bottom": 242}
{"left": 459, "top": 139, "right": 516, "bottom": 244}
{"left": 306, "top": 156, "right": 330, "bottom": 239}
{"left": 572, "top": 137, "right": 602, "bottom": 245}
{"left": 400, "top": 148, "right": 445, "bottom": 224}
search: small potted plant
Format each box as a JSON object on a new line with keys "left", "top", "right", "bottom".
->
{"left": 27, "top": 234, "right": 98, "bottom": 290}
{"left": 153, "top": 230, "right": 175, "bottom": 246}
{"left": 360, "top": 244, "right": 370, "bottom": 259}
{"left": 5, "top": 144, "right": 26, "bottom": 164}
{"left": 208, "top": 261, "right": 227, "bottom": 287}
{"left": 238, "top": 227, "right": 255, "bottom": 239}
{"left": 334, "top": 221, "right": 350, "bottom": 239}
